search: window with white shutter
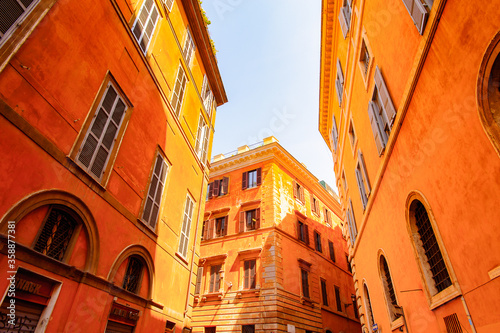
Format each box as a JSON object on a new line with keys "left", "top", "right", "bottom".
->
{"left": 141, "top": 153, "right": 169, "bottom": 230}
{"left": 0, "top": 0, "right": 38, "bottom": 45}
{"left": 201, "top": 75, "right": 214, "bottom": 116}
{"left": 401, "top": 0, "right": 430, "bottom": 35}
{"left": 335, "top": 59, "right": 344, "bottom": 106}
{"left": 338, "top": 0, "right": 352, "bottom": 39}
{"left": 347, "top": 199, "right": 358, "bottom": 246}
{"left": 183, "top": 28, "right": 196, "bottom": 66}
{"left": 132, "top": 0, "right": 160, "bottom": 54}
{"left": 178, "top": 195, "right": 194, "bottom": 258}
{"left": 331, "top": 114, "right": 339, "bottom": 153}
{"left": 355, "top": 150, "right": 371, "bottom": 210}
{"left": 171, "top": 65, "right": 187, "bottom": 116}
{"left": 195, "top": 114, "right": 210, "bottom": 163}
{"left": 77, "top": 82, "right": 128, "bottom": 181}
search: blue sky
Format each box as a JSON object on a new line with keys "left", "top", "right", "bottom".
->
{"left": 204, "top": 0, "right": 336, "bottom": 191}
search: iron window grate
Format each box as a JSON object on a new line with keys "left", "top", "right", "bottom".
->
{"left": 381, "top": 257, "right": 398, "bottom": 306}
{"left": 123, "top": 256, "right": 143, "bottom": 294}
{"left": 34, "top": 207, "right": 78, "bottom": 261}
{"left": 415, "top": 202, "right": 452, "bottom": 292}
{"left": 444, "top": 313, "right": 463, "bottom": 333}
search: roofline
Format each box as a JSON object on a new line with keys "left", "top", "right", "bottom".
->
{"left": 182, "top": 0, "right": 228, "bottom": 106}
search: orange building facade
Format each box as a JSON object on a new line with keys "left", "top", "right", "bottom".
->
{"left": 191, "top": 138, "right": 361, "bottom": 333}
{"left": 0, "top": 0, "right": 226, "bottom": 331}
{"left": 319, "top": 0, "right": 500, "bottom": 333}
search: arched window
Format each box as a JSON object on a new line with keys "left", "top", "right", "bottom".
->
{"left": 406, "top": 193, "right": 459, "bottom": 307}
{"left": 478, "top": 31, "right": 500, "bottom": 155}
{"left": 34, "top": 205, "right": 80, "bottom": 262}
{"left": 122, "top": 256, "right": 145, "bottom": 294}
{"left": 363, "top": 283, "right": 375, "bottom": 332}
{"left": 379, "top": 255, "right": 400, "bottom": 321}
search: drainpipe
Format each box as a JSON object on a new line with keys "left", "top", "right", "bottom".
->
{"left": 460, "top": 296, "right": 477, "bottom": 333}
{"left": 184, "top": 171, "right": 207, "bottom": 317}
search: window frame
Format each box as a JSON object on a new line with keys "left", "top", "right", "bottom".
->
{"left": 401, "top": 0, "right": 430, "bottom": 35}
{"left": 122, "top": 256, "right": 145, "bottom": 294}
{"left": 178, "top": 194, "right": 195, "bottom": 259}
{"left": 242, "top": 168, "right": 262, "bottom": 190}
{"left": 358, "top": 34, "right": 374, "bottom": 87}
{"left": 293, "top": 180, "right": 305, "bottom": 204}
{"left": 335, "top": 59, "right": 345, "bottom": 106}
{"left": 72, "top": 78, "right": 132, "bottom": 185}
{"left": 239, "top": 208, "right": 260, "bottom": 233}
{"left": 171, "top": 64, "right": 188, "bottom": 117}
{"left": 334, "top": 285, "right": 342, "bottom": 312}
{"left": 321, "top": 279, "right": 329, "bottom": 306}
{"left": 182, "top": 27, "right": 196, "bottom": 66}
{"left": 355, "top": 150, "right": 371, "bottom": 210}
{"left": 348, "top": 118, "right": 357, "bottom": 152}
{"left": 363, "top": 283, "right": 376, "bottom": 331}
{"left": 346, "top": 199, "right": 358, "bottom": 247}
{"left": 378, "top": 254, "right": 402, "bottom": 323}
{"left": 328, "top": 240, "right": 336, "bottom": 262}
{"left": 314, "top": 230, "right": 322, "bottom": 253}
{"left": 297, "top": 220, "right": 309, "bottom": 245}
{"left": 338, "top": 0, "right": 352, "bottom": 39}
{"left": 195, "top": 114, "right": 210, "bottom": 163}
{"left": 405, "top": 192, "right": 460, "bottom": 309}
{"left": 208, "top": 264, "right": 222, "bottom": 293}
{"left": 243, "top": 259, "right": 257, "bottom": 290}
{"left": 301, "top": 269, "right": 310, "bottom": 299}
{"left": 131, "top": 0, "right": 161, "bottom": 54}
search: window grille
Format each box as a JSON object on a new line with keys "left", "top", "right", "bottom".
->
{"left": 0, "top": 0, "right": 37, "bottom": 43}
{"left": 123, "top": 256, "right": 143, "bottom": 293}
{"left": 132, "top": 0, "right": 159, "bottom": 53}
{"left": 364, "top": 284, "right": 375, "bottom": 328}
{"left": 34, "top": 207, "right": 78, "bottom": 261}
{"left": 444, "top": 313, "right": 463, "bottom": 333}
{"left": 415, "top": 201, "right": 452, "bottom": 292}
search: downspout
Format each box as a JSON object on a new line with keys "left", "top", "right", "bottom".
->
{"left": 461, "top": 296, "right": 477, "bottom": 333}
{"left": 184, "top": 170, "right": 207, "bottom": 318}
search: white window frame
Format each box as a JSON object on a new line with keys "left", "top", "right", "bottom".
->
{"left": 195, "top": 114, "right": 210, "bottom": 163}
{"left": 163, "top": 0, "right": 174, "bottom": 11}
{"left": 182, "top": 28, "right": 196, "bottom": 66}
{"left": 171, "top": 64, "right": 188, "bottom": 116}
{"left": 0, "top": 0, "right": 39, "bottom": 46}
{"left": 131, "top": 0, "right": 160, "bottom": 54}
{"left": 178, "top": 194, "right": 195, "bottom": 258}
{"left": 141, "top": 153, "right": 169, "bottom": 230}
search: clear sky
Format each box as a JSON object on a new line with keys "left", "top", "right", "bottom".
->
{"left": 204, "top": 0, "right": 337, "bottom": 191}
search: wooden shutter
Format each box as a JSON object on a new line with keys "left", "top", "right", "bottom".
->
{"left": 239, "top": 211, "right": 245, "bottom": 233}
{"left": 293, "top": 181, "right": 298, "bottom": 198}
{"left": 242, "top": 172, "right": 248, "bottom": 189}
{"left": 207, "top": 219, "right": 215, "bottom": 240}
{"left": 208, "top": 182, "right": 214, "bottom": 199}
{"left": 358, "top": 150, "right": 371, "bottom": 194}
{"left": 331, "top": 114, "right": 339, "bottom": 151}
{"left": 368, "top": 101, "right": 386, "bottom": 155}
{"left": 299, "top": 185, "right": 304, "bottom": 202}
{"left": 374, "top": 66, "right": 397, "bottom": 127}
{"left": 203, "top": 220, "right": 209, "bottom": 240}
{"left": 297, "top": 221, "right": 302, "bottom": 240}
{"left": 304, "top": 224, "right": 310, "bottom": 245}
{"left": 329, "top": 241, "right": 335, "bottom": 261}
{"left": 336, "top": 58, "right": 344, "bottom": 84}
{"left": 195, "top": 115, "right": 203, "bottom": 154}
{"left": 201, "top": 125, "right": 209, "bottom": 162}
{"left": 171, "top": 65, "right": 187, "bottom": 116}
{"left": 213, "top": 180, "right": 220, "bottom": 197}
{"left": 355, "top": 168, "right": 368, "bottom": 209}
{"left": 215, "top": 266, "right": 221, "bottom": 291}
{"left": 338, "top": 6, "right": 349, "bottom": 39}
{"left": 256, "top": 168, "right": 262, "bottom": 186}
{"left": 209, "top": 266, "right": 215, "bottom": 292}
{"left": 250, "top": 260, "right": 256, "bottom": 289}
{"left": 401, "top": 0, "right": 428, "bottom": 35}
{"left": 348, "top": 200, "right": 358, "bottom": 244}
{"left": 244, "top": 260, "right": 250, "bottom": 289}
{"left": 310, "top": 194, "right": 315, "bottom": 213}
{"left": 222, "top": 217, "right": 227, "bottom": 236}
{"left": 142, "top": 154, "right": 168, "bottom": 229}
{"left": 195, "top": 266, "right": 203, "bottom": 294}
{"left": 255, "top": 208, "right": 261, "bottom": 229}
{"left": 222, "top": 177, "right": 229, "bottom": 195}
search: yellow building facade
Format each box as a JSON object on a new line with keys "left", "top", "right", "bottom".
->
{"left": 319, "top": 0, "right": 500, "bottom": 332}
{"left": 0, "top": 0, "right": 226, "bottom": 331}
{"left": 191, "top": 138, "right": 361, "bottom": 333}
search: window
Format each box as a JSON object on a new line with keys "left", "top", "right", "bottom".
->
{"left": 209, "top": 264, "right": 221, "bottom": 293}
{"left": 331, "top": 114, "right": 339, "bottom": 153}
{"left": 321, "top": 279, "right": 328, "bottom": 306}
{"left": 401, "top": 0, "right": 431, "bottom": 35}
{"left": 203, "top": 216, "right": 227, "bottom": 240}
{"left": 301, "top": 269, "right": 310, "bottom": 298}
{"left": 163, "top": 0, "right": 174, "bottom": 11}
{"left": 324, "top": 208, "right": 332, "bottom": 225}
{"left": 242, "top": 325, "right": 254, "bottom": 333}
{"left": 239, "top": 208, "right": 260, "bottom": 232}
{"left": 311, "top": 195, "right": 320, "bottom": 215}
{"left": 355, "top": 150, "right": 371, "bottom": 210}
{"left": 380, "top": 255, "right": 401, "bottom": 321}
{"left": 195, "top": 266, "right": 203, "bottom": 294}
{"left": 314, "top": 231, "right": 322, "bottom": 253}
{"left": 165, "top": 321, "right": 176, "bottom": 333}
{"left": 293, "top": 180, "right": 305, "bottom": 203}
{"left": 242, "top": 168, "right": 262, "bottom": 189}
{"left": 205, "top": 327, "right": 216, "bottom": 333}
{"left": 132, "top": 0, "right": 160, "bottom": 53}
{"left": 297, "top": 220, "right": 309, "bottom": 245}
{"left": 338, "top": 0, "right": 352, "bottom": 38}
{"left": 195, "top": 115, "right": 210, "bottom": 163}
{"left": 334, "top": 286, "right": 342, "bottom": 311}
{"left": 368, "top": 66, "right": 397, "bottom": 155}
{"left": 360, "top": 39, "right": 371, "bottom": 77}
{"left": 478, "top": 31, "right": 500, "bottom": 156}
{"left": 328, "top": 241, "right": 335, "bottom": 262}
{"left": 171, "top": 65, "right": 188, "bottom": 117}
{"left": 182, "top": 28, "right": 196, "bottom": 66}
{"left": 348, "top": 119, "right": 356, "bottom": 149}
{"left": 410, "top": 200, "right": 452, "bottom": 294}
{"left": 178, "top": 195, "right": 194, "bottom": 258}
{"left": 201, "top": 75, "right": 214, "bottom": 116}
{"left": 141, "top": 153, "right": 169, "bottom": 230}
{"left": 1, "top": 0, "right": 38, "bottom": 45}
{"left": 244, "top": 260, "right": 256, "bottom": 289}
{"left": 346, "top": 199, "right": 358, "bottom": 246}
{"left": 77, "top": 82, "right": 128, "bottom": 181}
{"left": 34, "top": 206, "right": 79, "bottom": 261}
{"left": 122, "top": 256, "right": 144, "bottom": 294}
{"left": 335, "top": 59, "right": 345, "bottom": 106}
{"left": 341, "top": 170, "right": 348, "bottom": 192}
{"left": 364, "top": 284, "right": 376, "bottom": 330}
{"left": 208, "top": 177, "right": 229, "bottom": 199}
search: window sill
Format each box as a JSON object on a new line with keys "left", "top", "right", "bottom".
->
{"left": 175, "top": 252, "right": 189, "bottom": 266}
{"left": 236, "top": 287, "right": 261, "bottom": 298}
{"left": 429, "top": 285, "right": 461, "bottom": 310}
{"left": 390, "top": 316, "right": 404, "bottom": 330}
{"left": 300, "top": 296, "right": 315, "bottom": 307}
{"left": 201, "top": 292, "right": 223, "bottom": 301}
